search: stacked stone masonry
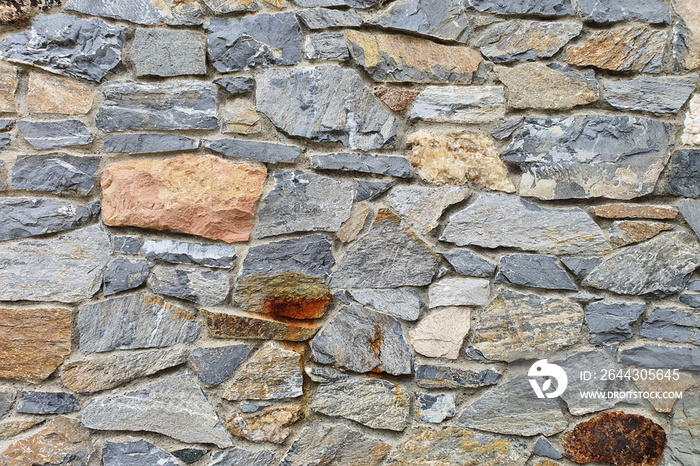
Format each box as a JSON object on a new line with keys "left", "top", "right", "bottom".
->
{"left": 0, "top": 0, "right": 699, "bottom": 465}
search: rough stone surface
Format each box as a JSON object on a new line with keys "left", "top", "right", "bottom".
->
{"left": 586, "top": 301, "right": 645, "bottom": 344}
{"left": 534, "top": 437, "right": 563, "bottom": 460}
{"left": 102, "top": 155, "right": 266, "bottom": 243}
{"left": 476, "top": 21, "right": 582, "bottom": 63}
{"left": 635, "top": 370, "right": 696, "bottom": 413}
{"left": 609, "top": 220, "right": 672, "bottom": 247}
{"left": 113, "top": 236, "right": 142, "bottom": 255}
{"left": 665, "top": 387, "right": 700, "bottom": 464}
{"left": 412, "top": 85, "right": 506, "bottom": 124}
{"left": 0, "top": 67, "right": 16, "bottom": 113}
{"left": 304, "top": 33, "right": 349, "bottom": 60}
{"left": 640, "top": 307, "right": 700, "bottom": 345}
{"left": 103, "top": 257, "right": 149, "bottom": 296}
{"left": 578, "top": 0, "right": 670, "bottom": 24}
{"left": 415, "top": 364, "right": 502, "bottom": 389}
{"left": 618, "top": 345, "right": 700, "bottom": 371}
{"left": 346, "top": 30, "right": 483, "bottom": 83}
{"left": 0, "top": 420, "right": 43, "bottom": 441}
{"left": 64, "top": 0, "right": 203, "bottom": 26}
{"left": 0, "top": 0, "right": 59, "bottom": 24}
{"left": 472, "top": 289, "right": 583, "bottom": 362}
{"left": 227, "top": 407, "right": 302, "bottom": 444}
{"left": 0, "top": 15, "right": 126, "bottom": 82}
{"left": 222, "top": 99, "right": 260, "bottom": 135}
{"left": 502, "top": 116, "right": 671, "bottom": 200}
{"left": 444, "top": 250, "right": 496, "bottom": 277}
{"left": 78, "top": 292, "right": 200, "bottom": 353}
{"left": 18, "top": 120, "right": 94, "bottom": 150}
{"left": 205, "top": 139, "right": 301, "bottom": 164}
{"left": 189, "top": 345, "right": 250, "bottom": 386}
{"left": 356, "top": 180, "right": 396, "bottom": 202}
{"left": 27, "top": 72, "right": 94, "bottom": 115}
{"left": 388, "top": 186, "right": 464, "bottom": 235}
{"left": 660, "top": 150, "right": 700, "bottom": 197}
{"left": 337, "top": 202, "right": 370, "bottom": 243}
{"left": 369, "top": 0, "right": 469, "bottom": 42}
{"left": 298, "top": 8, "right": 362, "bottom": 29}
{"left": 311, "top": 377, "right": 411, "bottom": 431}
{"left": 16, "top": 392, "right": 78, "bottom": 414}
{"left": 348, "top": 289, "right": 422, "bottom": 321}
{"left": 104, "top": 134, "right": 199, "bottom": 154}
{"left": 82, "top": 372, "right": 232, "bottom": 447}
{"left": 415, "top": 393, "right": 455, "bottom": 423}
{"left": 0, "top": 390, "right": 13, "bottom": 419}
{"left": 214, "top": 77, "right": 254, "bottom": 95}
{"left": 210, "top": 448, "right": 275, "bottom": 466}
{"left": 257, "top": 65, "right": 397, "bottom": 151}
{"left": 203, "top": 308, "right": 320, "bottom": 341}
{"left": 603, "top": 75, "right": 697, "bottom": 113}
{"left": 311, "top": 304, "right": 413, "bottom": 375}
{"left": 428, "top": 277, "right": 490, "bottom": 308}
{"left": 496, "top": 254, "right": 578, "bottom": 291}
{"left": 374, "top": 87, "right": 420, "bottom": 112}
{"left": 143, "top": 240, "right": 236, "bottom": 269}
{"left": 684, "top": 95, "right": 700, "bottom": 145}
{"left": 12, "top": 154, "right": 100, "bottom": 195}
{"left": 594, "top": 204, "right": 679, "bottom": 220}
{"left": 679, "top": 199, "right": 700, "bottom": 239}
{"left": 310, "top": 153, "right": 412, "bottom": 178}
{"left": 674, "top": 0, "right": 700, "bottom": 70}
{"left": 410, "top": 307, "right": 470, "bottom": 359}
{"left": 441, "top": 193, "right": 610, "bottom": 255}
{"left": 132, "top": 28, "right": 206, "bottom": 77}
{"left": 465, "top": 0, "right": 574, "bottom": 16}
{"left": 148, "top": 265, "right": 230, "bottom": 306}
{"left": 0, "top": 198, "right": 95, "bottom": 242}
{"left": 103, "top": 441, "right": 179, "bottom": 466}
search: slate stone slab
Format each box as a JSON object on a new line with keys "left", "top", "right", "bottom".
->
{"left": 496, "top": 254, "right": 578, "bottom": 291}
{"left": 113, "top": 236, "right": 142, "bottom": 255}
{"left": 602, "top": 75, "right": 697, "bottom": 114}
{"left": 205, "top": 139, "right": 301, "bottom": 164}
{"left": 304, "top": 33, "right": 350, "bottom": 60}
{"left": 214, "top": 77, "right": 254, "bottom": 95}
{"left": 618, "top": 345, "right": 700, "bottom": 371}
{"left": 678, "top": 199, "right": 700, "bottom": 238}
{"left": 586, "top": 301, "right": 645, "bottom": 344}
{"left": 443, "top": 250, "right": 496, "bottom": 277}
{"left": 206, "top": 13, "right": 302, "bottom": 72}
{"left": 659, "top": 150, "right": 700, "bottom": 198}
{"left": 577, "top": 0, "right": 670, "bottom": 24}
{"left": 355, "top": 180, "right": 396, "bottom": 202}
{"left": 64, "top": 0, "right": 203, "bottom": 26}
{"left": 0, "top": 198, "right": 95, "bottom": 242}
{"left": 143, "top": 240, "right": 236, "bottom": 269}
{"left": 210, "top": 448, "right": 275, "bottom": 466}
{"left": 96, "top": 81, "right": 218, "bottom": 132}
{"left": 103, "top": 441, "right": 179, "bottom": 466}
{"left": 310, "top": 153, "right": 412, "bottom": 178}
{"left": 641, "top": 307, "right": 700, "bottom": 345}
{"left": 104, "top": 134, "right": 199, "bottom": 154}
{"left": 0, "top": 389, "right": 14, "bottom": 419}
{"left": 665, "top": 387, "right": 700, "bottom": 465}
{"left": 12, "top": 154, "right": 99, "bottom": 195}
{"left": 18, "top": 120, "right": 94, "bottom": 150}
{"left": 561, "top": 256, "right": 602, "bottom": 278}
{"left": 16, "top": 391, "right": 78, "bottom": 414}
{"left": 348, "top": 289, "right": 422, "bottom": 321}
{"left": 148, "top": 265, "right": 230, "bottom": 306}
{"left": 415, "top": 393, "right": 456, "bottom": 423}
{"left": 103, "top": 257, "right": 149, "bottom": 296}
{"left": 476, "top": 20, "right": 581, "bottom": 63}
{"left": 411, "top": 86, "right": 506, "bottom": 123}
{"left": 534, "top": 437, "right": 563, "bottom": 460}
{"left": 189, "top": 345, "right": 251, "bottom": 386}
{"left": 465, "top": 0, "right": 575, "bottom": 16}
{"left": 257, "top": 65, "right": 397, "bottom": 151}
{"left": 415, "top": 364, "right": 502, "bottom": 389}
{"left": 0, "top": 15, "right": 126, "bottom": 82}
{"left": 132, "top": 28, "right": 206, "bottom": 77}
{"left": 369, "top": 0, "right": 470, "bottom": 42}
{"left": 297, "top": 8, "right": 363, "bottom": 29}
{"left": 0, "top": 134, "right": 9, "bottom": 152}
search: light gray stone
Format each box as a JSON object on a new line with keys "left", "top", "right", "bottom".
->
{"left": 0, "top": 135, "right": 9, "bottom": 153}
{"left": 534, "top": 437, "right": 563, "bottom": 460}
{"left": 310, "top": 153, "right": 412, "bottom": 178}
{"left": 496, "top": 254, "right": 578, "bottom": 291}
{"left": 665, "top": 387, "right": 700, "bottom": 466}
{"left": 148, "top": 265, "right": 230, "bottom": 306}
{"left": 415, "top": 393, "right": 455, "bottom": 423}
{"left": 143, "top": 240, "right": 236, "bottom": 268}
{"left": 428, "top": 277, "right": 490, "bottom": 308}
{"left": 298, "top": 8, "right": 362, "bottom": 29}
{"left": 355, "top": 180, "right": 396, "bottom": 202}
{"left": 210, "top": 448, "right": 275, "bottom": 466}
{"left": 369, "top": 0, "right": 470, "bottom": 42}
{"left": 104, "top": 134, "right": 199, "bottom": 154}
{"left": 205, "top": 139, "right": 301, "bottom": 164}
{"left": 103, "top": 441, "right": 179, "bottom": 466}
{"left": 441, "top": 193, "right": 611, "bottom": 255}
{"left": 679, "top": 199, "right": 700, "bottom": 238}
{"left": 304, "top": 33, "right": 349, "bottom": 60}
{"left": 586, "top": 301, "right": 645, "bottom": 344}
{"left": 348, "top": 289, "right": 422, "bottom": 321}
{"left": 641, "top": 307, "right": 700, "bottom": 345}
{"left": 103, "top": 257, "right": 149, "bottom": 296}
{"left": 415, "top": 364, "right": 502, "bottom": 389}
{"left": 16, "top": 391, "right": 79, "bottom": 414}
{"left": 12, "top": 154, "right": 99, "bottom": 195}
{"left": 465, "top": 0, "right": 575, "bottom": 16}
{"left": 82, "top": 372, "right": 232, "bottom": 448}
{"left": 603, "top": 75, "right": 697, "bottom": 114}
{"left": 132, "top": 28, "right": 205, "bottom": 77}
{"left": 411, "top": 85, "right": 505, "bottom": 123}
{"left": 64, "top": 0, "right": 202, "bottom": 25}
{"left": 443, "top": 250, "right": 497, "bottom": 278}
{"left": 387, "top": 186, "right": 465, "bottom": 235}
{"left": 0, "top": 198, "right": 95, "bottom": 242}
{"left": 618, "top": 345, "right": 700, "bottom": 370}
{"left": 214, "top": 77, "right": 254, "bottom": 95}
{"left": 189, "top": 345, "right": 251, "bottom": 386}
{"left": 203, "top": 0, "right": 259, "bottom": 14}
{"left": 577, "top": 0, "right": 670, "bottom": 24}
{"left": 257, "top": 65, "right": 397, "bottom": 151}
{"left": 18, "top": 120, "right": 93, "bottom": 150}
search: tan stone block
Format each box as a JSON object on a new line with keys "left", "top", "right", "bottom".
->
{"left": 633, "top": 370, "right": 696, "bottom": 412}
{"left": 202, "top": 308, "right": 320, "bottom": 341}
{"left": 409, "top": 307, "right": 470, "bottom": 359}
{"left": 337, "top": 202, "right": 370, "bottom": 243}
{"left": 0, "top": 417, "right": 93, "bottom": 465}
{"left": 0, "top": 66, "right": 17, "bottom": 113}
{"left": 27, "top": 72, "right": 93, "bottom": 115}
{"left": 594, "top": 204, "right": 679, "bottom": 220}
{"left": 227, "top": 406, "right": 302, "bottom": 444}
{"left": 0, "top": 420, "right": 44, "bottom": 441}
{"left": 223, "top": 99, "right": 261, "bottom": 134}
{"left": 610, "top": 221, "right": 673, "bottom": 247}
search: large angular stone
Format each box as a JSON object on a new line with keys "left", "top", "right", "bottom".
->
{"left": 583, "top": 232, "right": 700, "bottom": 296}
{"left": 16, "top": 391, "right": 79, "bottom": 414}
{"left": 310, "top": 153, "right": 412, "bottom": 178}
{"left": 586, "top": 301, "right": 645, "bottom": 344}
{"left": 0, "top": 308, "right": 71, "bottom": 382}
{"left": 618, "top": 344, "right": 700, "bottom": 371}
{"left": 640, "top": 307, "right": 700, "bottom": 345}
{"left": 311, "top": 377, "right": 410, "bottom": 431}
{"left": 311, "top": 304, "right": 413, "bottom": 375}
{"left": 665, "top": 387, "right": 700, "bottom": 464}
{"left": 12, "top": 154, "right": 99, "bottom": 196}
{"left": 356, "top": 179, "right": 396, "bottom": 202}
{"left": 428, "top": 277, "right": 490, "bottom": 308}
{"left": 411, "top": 86, "right": 505, "bottom": 123}
{"left": 0, "top": 15, "right": 125, "bottom": 82}
{"left": 578, "top": 0, "right": 670, "bottom": 24}
{"left": 227, "top": 406, "right": 301, "bottom": 444}
{"left": 203, "top": 308, "right": 320, "bottom": 341}
{"left": 148, "top": 265, "right": 230, "bottom": 306}
{"left": 143, "top": 240, "right": 236, "bottom": 268}
{"left": 0, "top": 225, "right": 110, "bottom": 303}
{"left": 465, "top": 0, "right": 574, "bottom": 16}
{"left": 96, "top": 81, "right": 218, "bottom": 132}
{"left": 214, "top": 77, "right": 254, "bottom": 95}
{"left": 132, "top": 28, "right": 206, "bottom": 77}
{"left": 62, "top": 348, "right": 188, "bottom": 393}
{"left": 257, "top": 65, "right": 397, "bottom": 151}
{"left": 387, "top": 186, "right": 465, "bottom": 234}
{"left": 18, "top": 120, "right": 93, "bottom": 150}
{"left": 0, "top": 198, "right": 95, "bottom": 242}
{"left": 210, "top": 448, "right": 274, "bottom": 466}
{"left": 103, "top": 257, "right": 149, "bottom": 296}
{"left": 0, "top": 420, "right": 43, "bottom": 441}
{"left": 410, "top": 307, "right": 470, "bottom": 359}
{"left": 64, "top": 0, "right": 202, "bottom": 26}
{"left": 602, "top": 75, "right": 697, "bottom": 114}
{"left": 683, "top": 94, "right": 700, "bottom": 145}
{"left": 472, "top": 289, "right": 584, "bottom": 362}
{"left": 348, "top": 289, "right": 422, "bottom": 321}
{"left": 502, "top": 116, "right": 671, "bottom": 200}
{"left": 459, "top": 377, "right": 567, "bottom": 436}
{"left": 659, "top": 150, "right": 700, "bottom": 197}
{"left": 297, "top": 8, "right": 363, "bottom": 29}
{"left": 674, "top": 0, "right": 700, "bottom": 70}
{"left": 441, "top": 193, "right": 610, "bottom": 255}
{"left": 444, "top": 249, "right": 497, "bottom": 277}
{"left": 78, "top": 292, "right": 200, "bottom": 353}
{"left": 102, "top": 155, "right": 266, "bottom": 243}
{"left": 369, "top": 0, "right": 470, "bottom": 42}
{"left": 496, "top": 254, "right": 577, "bottom": 291}
{"left": 103, "top": 441, "right": 178, "bottom": 466}
{"left": 346, "top": 30, "right": 483, "bottom": 83}
{"left": 565, "top": 25, "right": 667, "bottom": 73}
{"left": 333, "top": 210, "right": 439, "bottom": 288}
{"left": 304, "top": 32, "right": 349, "bottom": 60}
{"left": 206, "top": 13, "right": 302, "bottom": 72}
{"left": 477, "top": 20, "right": 581, "bottom": 63}
{"left": 189, "top": 345, "right": 250, "bottom": 386}
{"left": 104, "top": 134, "right": 199, "bottom": 154}
{"left": 415, "top": 364, "right": 502, "bottom": 389}
{"left": 205, "top": 139, "right": 301, "bottom": 164}
{"left": 27, "top": 72, "right": 93, "bottom": 115}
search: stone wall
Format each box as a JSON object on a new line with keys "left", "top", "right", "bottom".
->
{"left": 0, "top": 0, "right": 698, "bottom": 465}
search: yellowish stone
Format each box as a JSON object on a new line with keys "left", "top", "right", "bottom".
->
{"left": 0, "top": 66, "right": 17, "bottom": 113}
{"left": 223, "top": 99, "right": 261, "bottom": 134}
{"left": 27, "top": 72, "right": 93, "bottom": 115}
{"left": 409, "top": 307, "right": 470, "bottom": 359}
{"left": 337, "top": 202, "right": 370, "bottom": 243}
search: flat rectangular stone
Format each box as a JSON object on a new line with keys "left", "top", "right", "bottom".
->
{"left": 618, "top": 345, "right": 700, "bottom": 371}
{"left": 18, "top": 120, "right": 93, "bottom": 150}
{"left": 297, "top": 8, "right": 363, "bottom": 29}
{"left": 310, "top": 153, "right": 412, "bottom": 178}
{"left": 205, "top": 139, "right": 301, "bottom": 164}
{"left": 27, "top": 72, "right": 93, "bottom": 115}
{"left": 415, "top": 364, "right": 502, "bottom": 389}
{"left": 0, "top": 198, "right": 95, "bottom": 241}
{"left": 132, "top": 28, "right": 206, "bottom": 77}
{"left": 429, "top": 277, "right": 490, "bottom": 308}
{"left": 304, "top": 33, "right": 349, "bottom": 60}
{"left": 143, "top": 240, "right": 236, "bottom": 268}
{"left": 12, "top": 154, "right": 100, "bottom": 195}
{"left": 202, "top": 308, "right": 320, "bottom": 341}
{"left": 411, "top": 86, "right": 505, "bottom": 123}
{"left": 64, "top": 0, "right": 203, "bottom": 26}
{"left": 602, "top": 75, "right": 697, "bottom": 114}
{"left": 104, "top": 134, "right": 199, "bottom": 154}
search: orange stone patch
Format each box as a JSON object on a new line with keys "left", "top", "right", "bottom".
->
{"left": 27, "top": 72, "right": 94, "bottom": 115}
{"left": 0, "top": 417, "right": 93, "bottom": 465}
{"left": 594, "top": 204, "right": 679, "bottom": 220}
{"left": 374, "top": 87, "right": 420, "bottom": 112}
{"left": 202, "top": 308, "right": 320, "bottom": 341}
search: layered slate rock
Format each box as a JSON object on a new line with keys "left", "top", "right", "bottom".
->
{"left": 415, "top": 364, "right": 502, "bottom": 389}
{"left": 602, "top": 75, "right": 697, "bottom": 113}
{"left": 0, "top": 308, "right": 71, "bottom": 382}
{"left": 16, "top": 391, "right": 79, "bottom": 414}
{"left": 203, "top": 308, "right": 320, "bottom": 341}
{"left": 674, "top": 0, "right": 700, "bottom": 70}
{"left": 348, "top": 289, "right": 422, "bottom": 321}
{"left": 227, "top": 406, "right": 302, "bottom": 444}
{"left": 0, "top": 225, "right": 111, "bottom": 303}
{"left": 415, "top": 393, "right": 456, "bottom": 423}
{"left": 104, "top": 134, "right": 199, "bottom": 154}
{"left": 189, "top": 345, "right": 250, "bottom": 386}
{"left": 369, "top": 0, "right": 470, "bottom": 42}
{"left": 441, "top": 193, "right": 610, "bottom": 255}
{"left": 640, "top": 307, "right": 700, "bottom": 345}
{"left": 310, "top": 153, "right": 412, "bottom": 178}
{"left": 103, "top": 441, "right": 179, "bottom": 466}
{"left": 78, "top": 292, "right": 200, "bottom": 353}
{"left": 665, "top": 387, "right": 700, "bottom": 464}
{"left": 683, "top": 95, "right": 700, "bottom": 145}
{"left": 386, "top": 426, "right": 530, "bottom": 465}
{"left": 471, "top": 289, "right": 584, "bottom": 362}
{"left": 96, "top": 81, "right": 218, "bottom": 132}
{"left": 346, "top": 30, "right": 483, "bottom": 83}
{"left": 257, "top": 65, "right": 397, "bottom": 151}
{"left": 411, "top": 86, "right": 505, "bottom": 124}
{"left": 333, "top": 210, "right": 439, "bottom": 288}
{"left": 565, "top": 25, "right": 667, "bottom": 73}
{"left": 214, "top": 77, "right": 254, "bottom": 95}
{"left": 148, "top": 265, "right": 230, "bottom": 306}
{"left": 0, "top": 198, "right": 95, "bottom": 242}
{"left": 132, "top": 28, "right": 206, "bottom": 77}
{"left": 388, "top": 186, "right": 465, "bottom": 235}
{"left": 83, "top": 372, "right": 232, "bottom": 447}
{"left": 101, "top": 155, "right": 266, "bottom": 243}
{"left": 143, "top": 240, "right": 236, "bottom": 268}
{"left": 678, "top": 199, "right": 700, "bottom": 238}
{"left": 113, "top": 236, "right": 142, "bottom": 255}
{"left": 609, "top": 221, "right": 672, "bottom": 247}
{"left": 583, "top": 232, "right": 700, "bottom": 297}
{"left": 103, "top": 257, "right": 149, "bottom": 296}
{"left": 465, "top": 0, "right": 574, "bottom": 16}
{"left": 62, "top": 348, "right": 188, "bottom": 393}
{"left": 256, "top": 171, "right": 354, "bottom": 238}
{"left": 206, "top": 14, "right": 302, "bottom": 72}
{"left": 297, "top": 8, "right": 363, "bottom": 29}
{"left": 356, "top": 179, "right": 396, "bottom": 202}
{"left": 12, "top": 154, "right": 100, "bottom": 195}
{"left": 577, "top": 0, "right": 670, "bottom": 24}
{"left": 18, "top": 120, "right": 94, "bottom": 150}
{"left": 477, "top": 21, "right": 581, "bottom": 63}
{"left": 496, "top": 254, "right": 578, "bottom": 291}
{"left": 64, "top": 0, "right": 203, "bottom": 26}
{"left": 205, "top": 139, "right": 301, "bottom": 164}
{"left": 210, "top": 448, "right": 274, "bottom": 466}
{"left": 428, "top": 277, "right": 490, "bottom": 308}
{"left": 27, "top": 72, "right": 94, "bottom": 115}
{"left": 659, "top": 150, "right": 700, "bottom": 197}
{"left": 409, "top": 307, "right": 470, "bottom": 359}
{"left": 311, "top": 304, "right": 413, "bottom": 375}
{"left": 562, "top": 412, "right": 666, "bottom": 466}
{"left": 586, "top": 301, "right": 645, "bottom": 344}
{"left": 534, "top": 438, "right": 563, "bottom": 460}
{"left": 618, "top": 344, "right": 700, "bottom": 371}
{"left": 444, "top": 250, "right": 497, "bottom": 278}
{"left": 282, "top": 424, "right": 390, "bottom": 466}
{"left": 311, "top": 377, "right": 411, "bottom": 431}
{"left": 234, "top": 235, "right": 335, "bottom": 319}
{"left": 502, "top": 116, "right": 671, "bottom": 200}
{"left": 304, "top": 33, "right": 349, "bottom": 60}
{"left": 0, "top": 15, "right": 126, "bottom": 82}
{"left": 459, "top": 377, "right": 567, "bottom": 436}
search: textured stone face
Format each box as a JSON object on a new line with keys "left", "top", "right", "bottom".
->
{"left": 444, "top": 250, "right": 496, "bottom": 277}
{"left": 618, "top": 344, "right": 700, "bottom": 371}
{"left": 103, "top": 257, "right": 149, "bottom": 296}
{"left": 477, "top": 20, "right": 581, "bottom": 63}
{"left": 673, "top": 0, "right": 700, "bottom": 70}
{"left": 428, "top": 277, "right": 490, "bottom": 308}
{"left": 665, "top": 387, "right": 700, "bottom": 464}
{"left": 369, "top": 0, "right": 469, "bottom": 42}
{"left": 305, "top": 33, "right": 350, "bottom": 60}
{"left": 578, "top": 0, "right": 670, "bottom": 24}
{"left": 227, "top": 407, "right": 302, "bottom": 444}
{"left": 496, "top": 254, "right": 578, "bottom": 291}
{"left": 603, "top": 75, "right": 697, "bottom": 114}
{"left": 214, "top": 77, "right": 254, "bottom": 95}
{"left": 189, "top": 345, "right": 250, "bottom": 386}
{"left": 609, "top": 220, "right": 672, "bottom": 247}
{"left": 337, "top": 202, "right": 371, "bottom": 243}
{"left": 374, "top": 87, "right": 420, "bottom": 112}
{"left": 103, "top": 441, "right": 179, "bottom": 466}
{"left": 410, "top": 307, "right": 470, "bottom": 359}
{"left": 415, "top": 364, "right": 502, "bottom": 389}
{"left": 310, "top": 153, "right": 412, "bottom": 178}
{"left": 295, "top": 0, "right": 377, "bottom": 7}
{"left": 132, "top": 28, "right": 206, "bottom": 77}
{"left": 415, "top": 393, "right": 456, "bottom": 423}
{"left": 586, "top": 302, "right": 646, "bottom": 344}
{"left": 388, "top": 186, "right": 465, "bottom": 235}
{"left": 12, "top": 154, "right": 100, "bottom": 196}
{"left": 257, "top": 65, "right": 397, "bottom": 151}
{"left": 0, "top": 198, "right": 95, "bottom": 242}
{"left": 210, "top": 448, "right": 275, "bottom": 466}
{"left": 660, "top": 150, "right": 700, "bottom": 197}
{"left": 0, "top": 420, "right": 44, "bottom": 441}
{"left": 0, "top": 67, "right": 16, "bottom": 113}
{"left": 16, "top": 391, "right": 79, "bottom": 414}
{"left": 18, "top": 120, "right": 94, "bottom": 150}
{"left": 640, "top": 307, "right": 700, "bottom": 345}
{"left": 465, "top": 0, "right": 574, "bottom": 16}
{"left": 205, "top": 139, "right": 301, "bottom": 164}
{"left": 298, "top": 8, "right": 363, "bottom": 29}
{"left": 0, "top": 307, "right": 71, "bottom": 382}
{"left": 105, "top": 134, "right": 199, "bottom": 155}
{"left": 148, "top": 265, "right": 230, "bottom": 306}
{"left": 346, "top": 30, "right": 483, "bottom": 83}
{"left": 64, "top": 0, "right": 202, "bottom": 26}
{"left": 683, "top": 95, "right": 700, "bottom": 145}
{"left": 594, "top": 204, "right": 679, "bottom": 220}
{"left": 222, "top": 99, "right": 260, "bottom": 135}
{"left": 203, "top": 309, "right": 320, "bottom": 341}
{"left": 142, "top": 240, "right": 235, "bottom": 269}
{"left": 356, "top": 180, "right": 396, "bottom": 202}
{"left": 0, "top": 0, "right": 58, "bottom": 24}
{"left": 101, "top": 155, "right": 266, "bottom": 243}
{"left": 348, "top": 289, "right": 422, "bottom": 321}
{"left": 27, "top": 72, "right": 93, "bottom": 114}
{"left": 411, "top": 86, "right": 505, "bottom": 124}
{"left": 204, "top": 0, "right": 260, "bottom": 13}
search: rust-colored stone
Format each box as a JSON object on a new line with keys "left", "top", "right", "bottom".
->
{"left": 337, "top": 202, "right": 371, "bottom": 243}
{"left": 0, "top": 307, "right": 71, "bottom": 382}
{"left": 374, "top": 87, "right": 420, "bottom": 112}
{"left": 594, "top": 204, "right": 679, "bottom": 220}
{"left": 0, "top": 0, "right": 58, "bottom": 24}
{"left": 202, "top": 308, "right": 320, "bottom": 341}
{"left": 562, "top": 411, "right": 666, "bottom": 466}
{"left": 101, "top": 154, "right": 267, "bottom": 243}
{"left": 0, "top": 66, "right": 17, "bottom": 113}
{"left": 226, "top": 406, "right": 302, "bottom": 444}
{"left": 27, "top": 72, "right": 93, "bottom": 115}
{"left": 0, "top": 417, "right": 93, "bottom": 465}
{"left": 610, "top": 221, "right": 673, "bottom": 247}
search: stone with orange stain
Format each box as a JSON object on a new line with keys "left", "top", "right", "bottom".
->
{"left": 0, "top": 417, "right": 93, "bottom": 465}
{"left": 0, "top": 307, "right": 71, "bottom": 383}
{"left": 673, "top": 0, "right": 700, "bottom": 70}
{"left": 609, "top": 221, "right": 673, "bottom": 247}
{"left": 0, "top": 0, "right": 58, "bottom": 24}
{"left": 227, "top": 406, "right": 302, "bottom": 444}
{"left": 337, "top": 202, "right": 370, "bottom": 243}
{"left": 562, "top": 411, "right": 666, "bottom": 466}
{"left": 594, "top": 204, "right": 679, "bottom": 220}
{"left": 374, "top": 87, "right": 420, "bottom": 111}
{"left": 202, "top": 308, "right": 320, "bottom": 341}
{"left": 101, "top": 154, "right": 266, "bottom": 243}
{"left": 27, "top": 72, "right": 93, "bottom": 115}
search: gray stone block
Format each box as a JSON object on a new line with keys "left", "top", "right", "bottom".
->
{"left": 12, "top": 154, "right": 99, "bottom": 195}
{"left": 103, "top": 257, "right": 150, "bottom": 296}
{"left": 205, "top": 139, "right": 301, "bottom": 163}
{"left": 16, "top": 391, "right": 79, "bottom": 414}
{"left": 18, "top": 120, "right": 93, "bottom": 150}
{"left": 104, "top": 134, "right": 199, "bottom": 154}
{"left": 132, "top": 28, "right": 206, "bottom": 77}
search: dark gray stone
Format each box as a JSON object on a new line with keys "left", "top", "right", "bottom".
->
{"left": 491, "top": 118, "right": 524, "bottom": 140}
{"left": 16, "top": 391, "right": 79, "bottom": 414}
{"left": 465, "top": 0, "right": 575, "bottom": 16}
{"left": 0, "top": 198, "right": 95, "bottom": 242}
{"left": 534, "top": 437, "right": 562, "bottom": 460}
{"left": 103, "top": 441, "right": 179, "bottom": 466}
{"left": 132, "top": 28, "right": 206, "bottom": 77}
{"left": 18, "top": 120, "right": 93, "bottom": 150}
{"left": 113, "top": 236, "right": 142, "bottom": 255}
{"left": 205, "top": 139, "right": 301, "bottom": 164}
{"left": 304, "top": 33, "right": 350, "bottom": 60}
{"left": 96, "top": 81, "right": 218, "bottom": 132}
{"left": 214, "top": 77, "right": 254, "bottom": 95}
{"left": 310, "top": 153, "right": 412, "bottom": 178}
{"left": 104, "top": 134, "right": 199, "bottom": 154}
{"left": 348, "top": 289, "right": 422, "bottom": 321}
{"left": 680, "top": 294, "right": 700, "bottom": 308}
{"left": 577, "top": 0, "right": 670, "bottom": 24}
{"left": 496, "top": 254, "right": 577, "bottom": 291}
{"left": 143, "top": 240, "right": 236, "bottom": 268}
{"left": 298, "top": 8, "right": 363, "bottom": 29}
{"left": 684, "top": 280, "right": 700, "bottom": 291}
{"left": 476, "top": 20, "right": 581, "bottom": 63}
{"left": 0, "top": 389, "right": 14, "bottom": 419}
{"left": 561, "top": 256, "right": 603, "bottom": 277}
{"left": 0, "top": 134, "right": 9, "bottom": 152}
{"left": 103, "top": 257, "right": 149, "bottom": 296}
{"left": 618, "top": 345, "right": 700, "bottom": 371}
{"left": 586, "top": 301, "right": 645, "bottom": 344}
{"left": 148, "top": 265, "right": 230, "bottom": 306}
{"left": 210, "top": 448, "right": 275, "bottom": 466}
{"left": 64, "top": 0, "right": 202, "bottom": 26}
{"left": 189, "top": 345, "right": 251, "bottom": 386}
{"left": 603, "top": 75, "right": 697, "bottom": 113}
{"left": 415, "top": 393, "right": 455, "bottom": 423}
{"left": 443, "top": 250, "right": 496, "bottom": 278}
{"left": 257, "top": 65, "right": 398, "bottom": 151}
{"left": 679, "top": 199, "right": 700, "bottom": 238}
{"left": 355, "top": 180, "right": 396, "bottom": 202}
{"left": 660, "top": 150, "right": 700, "bottom": 198}
{"left": 0, "top": 15, "right": 126, "bottom": 82}
{"left": 641, "top": 307, "right": 700, "bottom": 345}
{"left": 172, "top": 449, "right": 207, "bottom": 465}
{"left": 11, "top": 154, "right": 99, "bottom": 195}
{"left": 206, "top": 13, "right": 302, "bottom": 72}
{"left": 415, "top": 364, "right": 502, "bottom": 389}
{"left": 255, "top": 170, "right": 354, "bottom": 238}
{"left": 369, "top": 0, "right": 469, "bottom": 42}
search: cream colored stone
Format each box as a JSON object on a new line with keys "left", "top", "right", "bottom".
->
{"left": 674, "top": 0, "right": 700, "bottom": 70}
{"left": 409, "top": 307, "right": 470, "bottom": 359}
{"left": 0, "top": 66, "right": 16, "bottom": 113}
{"left": 682, "top": 94, "right": 700, "bottom": 146}
{"left": 337, "top": 202, "right": 370, "bottom": 243}
{"left": 223, "top": 99, "right": 261, "bottom": 134}
{"left": 227, "top": 406, "right": 302, "bottom": 444}
{"left": 27, "top": 72, "right": 93, "bottom": 115}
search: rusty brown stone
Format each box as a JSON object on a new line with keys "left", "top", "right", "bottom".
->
{"left": 594, "top": 204, "right": 679, "bottom": 220}
{"left": 610, "top": 221, "right": 673, "bottom": 247}
{"left": 0, "top": 66, "right": 17, "bottom": 113}
{"left": 27, "top": 72, "right": 93, "bottom": 115}
{"left": 0, "top": 0, "right": 58, "bottom": 24}
{"left": 0, "top": 307, "right": 71, "bottom": 383}
{"left": 0, "top": 419, "right": 44, "bottom": 441}
{"left": 337, "top": 202, "right": 371, "bottom": 243}
{"left": 374, "top": 87, "right": 420, "bottom": 111}
{"left": 562, "top": 411, "right": 666, "bottom": 466}
{"left": 101, "top": 154, "right": 267, "bottom": 243}
{"left": 0, "top": 417, "right": 93, "bottom": 465}
{"left": 226, "top": 406, "right": 302, "bottom": 444}
{"left": 674, "top": 0, "right": 700, "bottom": 70}
{"left": 202, "top": 308, "right": 320, "bottom": 341}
